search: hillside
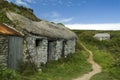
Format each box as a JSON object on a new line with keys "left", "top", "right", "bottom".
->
{"left": 74, "top": 30, "right": 120, "bottom": 80}
{"left": 0, "top": 0, "right": 40, "bottom": 25}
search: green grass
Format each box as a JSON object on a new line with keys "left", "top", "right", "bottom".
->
{"left": 20, "top": 49, "right": 92, "bottom": 80}
{"left": 39, "top": 51, "right": 91, "bottom": 80}
{"left": 90, "top": 72, "right": 116, "bottom": 80}
{"left": 74, "top": 30, "right": 120, "bottom": 80}
{"left": 83, "top": 44, "right": 119, "bottom": 80}
{"left": 86, "top": 45, "right": 115, "bottom": 69}
{"left": 0, "top": 0, "right": 40, "bottom": 25}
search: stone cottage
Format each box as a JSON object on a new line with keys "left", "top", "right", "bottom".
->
{"left": 93, "top": 33, "right": 110, "bottom": 41}
{"left": 0, "top": 11, "right": 77, "bottom": 69}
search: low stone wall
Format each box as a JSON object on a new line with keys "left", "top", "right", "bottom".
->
{"left": 0, "top": 35, "right": 8, "bottom": 66}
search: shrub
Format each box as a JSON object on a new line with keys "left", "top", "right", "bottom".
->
{"left": 0, "top": 65, "right": 18, "bottom": 80}
{"left": 17, "top": 61, "right": 38, "bottom": 76}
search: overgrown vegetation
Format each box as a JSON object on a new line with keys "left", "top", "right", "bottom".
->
{"left": 0, "top": 65, "right": 19, "bottom": 80}
{"left": 37, "top": 49, "right": 91, "bottom": 80}
{"left": 19, "top": 40, "right": 91, "bottom": 80}
{"left": 0, "top": 0, "right": 40, "bottom": 24}
{"left": 74, "top": 30, "right": 120, "bottom": 80}
{"left": 0, "top": 12, "right": 12, "bottom": 24}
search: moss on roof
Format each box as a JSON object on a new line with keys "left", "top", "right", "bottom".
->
{"left": 6, "top": 11, "right": 77, "bottom": 39}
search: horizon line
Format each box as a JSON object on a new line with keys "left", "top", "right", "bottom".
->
{"left": 65, "top": 23, "right": 120, "bottom": 30}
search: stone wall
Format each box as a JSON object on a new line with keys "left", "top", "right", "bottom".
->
{"left": 54, "top": 40, "right": 63, "bottom": 60}
{"left": 25, "top": 36, "right": 48, "bottom": 68}
{"left": 64, "top": 39, "right": 76, "bottom": 56}
{"left": 47, "top": 40, "right": 63, "bottom": 61}
{"left": 52, "top": 40, "right": 63, "bottom": 60}
{"left": 49, "top": 39, "right": 76, "bottom": 59}
{"left": 0, "top": 35, "right": 8, "bottom": 66}
{"left": 36, "top": 39, "right": 48, "bottom": 67}
{"left": 0, "top": 34, "right": 76, "bottom": 69}
{"left": 24, "top": 36, "right": 36, "bottom": 62}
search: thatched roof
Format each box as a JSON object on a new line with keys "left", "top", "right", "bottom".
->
{"left": 6, "top": 11, "right": 77, "bottom": 39}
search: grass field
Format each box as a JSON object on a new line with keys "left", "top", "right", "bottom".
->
{"left": 82, "top": 43, "right": 120, "bottom": 80}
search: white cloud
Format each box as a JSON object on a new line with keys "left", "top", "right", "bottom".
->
{"left": 24, "top": 0, "right": 36, "bottom": 3}
{"left": 51, "top": 12, "right": 60, "bottom": 18}
{"left": 15, "top": 0, "right": 28, "bottom": 6}
{"left": 53, "top": 17, "right": 73, "bottom": 23}
{"left": 25, "top": 0, "right": 32, "bottom": 3}
{"left": 6, "top": 0, "right": 11, "bottom": 2}
{"left": 65, "top": 23, "right": 120, "bottom": 30}
{"left": 67, "top": 1, "right": 73, "bottom": 7}
{"left": 43, "top": 11, "right": 60, "bottom": 19}
{"left": 42, "top": 11, "right": 73, "bottom": 23}
{"left": 7, "top": 0, "right": 36, "bottom": 7}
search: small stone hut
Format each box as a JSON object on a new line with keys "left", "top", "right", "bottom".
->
{"left": 0, "top": 11, "right": 77, "bottom": 69}
{"left": 93, "top": 33, "right": 110, "bottom": 41}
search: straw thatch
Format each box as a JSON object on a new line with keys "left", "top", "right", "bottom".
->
{"left": 6, "top": 11, "right": 77, "bottom": 39}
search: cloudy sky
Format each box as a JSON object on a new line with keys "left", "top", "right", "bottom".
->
{"left": 7, "top": 0, "right": 120, "bottom": 30}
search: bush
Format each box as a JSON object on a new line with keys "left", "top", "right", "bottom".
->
{"left": 0, "top": 65, "right": 18, "bottom": 80}
{"left": 17, "top": 61, "right": 38, "bottom": 76}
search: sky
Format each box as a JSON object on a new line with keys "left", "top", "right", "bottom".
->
{"left": 7, "top": 0, "right": 120, "bottom": 30}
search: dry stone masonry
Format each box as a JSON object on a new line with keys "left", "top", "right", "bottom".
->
{"left": 0, "top": 35, "right": 8, "bottom": 66}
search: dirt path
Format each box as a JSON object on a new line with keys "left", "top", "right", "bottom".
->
{"left": 73, "top": 43, "right": 102, "bottom": 80}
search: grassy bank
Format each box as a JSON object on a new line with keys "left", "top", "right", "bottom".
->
{"left": 33, "top": 50, "right": 91, "bottom": 80}
{"left": 87, "top": 44, "right": 120, "bottom": 80}
{"left": 74, "top": 30, "right": 120, "bottom": 80}
{"left": 20, "top": 41, "right": 92, "bottom": 80}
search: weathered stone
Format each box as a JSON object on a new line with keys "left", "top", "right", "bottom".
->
{"left": 0, "top": 34, "right": 76, "bottom": 69}
{"left": 0, "top": 35, "right": 8, "bottom": 66}
{"left": 35, "top": 39, "right": 48, "bottom": 67}
{"left": 24, "top": 35, "right": 48, "bottom": 68}
{"left": 64, "top": 39, "right": 76, "bottom": 56}
{"left": 47, "top": 40, "right": 63, "bottom": 61}
{"left": 54, "top": 40, "right": 63, "bottom": 60}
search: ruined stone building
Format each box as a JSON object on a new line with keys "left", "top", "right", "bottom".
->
{"left": 93, "top": 33, "right": 110, "bottom": 41}
{"left": 0, "top": 11, "right": 77, "bottom": 69}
